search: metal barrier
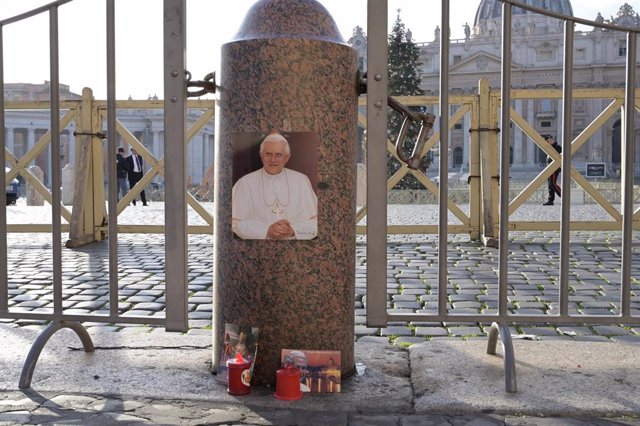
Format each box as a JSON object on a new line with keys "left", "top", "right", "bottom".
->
{"left": 0, "top": 0, "right": 191, "bottom": 389}
{"left": 1, "top": 0, "right": 638, "bottom": 393}
{"left": 357, "top": 95, "right": 480, "bottom": 236}
{"left": 2, "top": 95, "right": 214, "bottom": 238}
{"left": 365, "top": 0, "right": 639, "bottom": 393}
{"left": 2, "top": 89, "right": 634, "bottom": 242}
{"left": 356, "top": 86, "right": 640, "bottom": 238}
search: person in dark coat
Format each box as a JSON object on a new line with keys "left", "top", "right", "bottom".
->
{"left": 116, "top": 147, "right": 129, "bottom": 202}
{"left": 126, "top": 148, "right": 147, "bottom": 206}
{"left": 543, "top": 135, "right": 562, "bottom": 206}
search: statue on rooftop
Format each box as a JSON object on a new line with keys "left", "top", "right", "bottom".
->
{"left": 595, "top": 12, "right": 604, "bottom": 24}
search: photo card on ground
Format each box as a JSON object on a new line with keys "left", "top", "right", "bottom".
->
{"left": 280, "top": 349, "right": 341, "bottom": 393}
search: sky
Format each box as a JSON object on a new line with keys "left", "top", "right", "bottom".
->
{"left": 0, "top": 0, "right": 631, "bottom": 100}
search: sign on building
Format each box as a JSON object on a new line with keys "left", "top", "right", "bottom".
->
{"left": 586, "top": 162, "right": 606, "bottom": 178}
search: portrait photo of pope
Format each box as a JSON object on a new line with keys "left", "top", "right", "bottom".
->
{"left": 231, "top": 132, "right": 318, "bottom": 240}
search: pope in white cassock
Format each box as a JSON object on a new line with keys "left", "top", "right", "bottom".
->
{"left": 232, "top": 133, "right": 318, "bottom": 240}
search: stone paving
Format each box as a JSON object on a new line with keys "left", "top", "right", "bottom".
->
{"left": 2, "top": 390, "right": 640, "bottom": 425}
{"left": 2, "top": 201, "right": 639, "bottom": 344}
{"left": 2, "top": 201, "right": 640, "bottom": 424}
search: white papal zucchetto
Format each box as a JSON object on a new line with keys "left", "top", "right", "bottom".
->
{"left": 262, "top": 133, "right": 288, "bottom": 144}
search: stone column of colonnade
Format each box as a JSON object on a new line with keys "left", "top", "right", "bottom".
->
{"left": 152, "top": 130, "right": 162, "bottom": 160}
{"left": 557, "top": 99, "right": 564, "bottom": 144}
{"left": 6, "top": 128, "right": 15, "bottom": 154}
{"left": 27, "top": 128, "right": 35, "bottom": 152}
{"left": 26, "top": 128, "right": 49, "bottom": 187}
{"left": 66, "top": 132, "right": 75, "bottom": 165}
{"left": 213, "top": 0, "right": 359, "bottom": 386}
{"left": 526, "top": 100, "right": 536, "bottom": 164}
{"left": 513, "top": 99, "right": 523, "bottom": 166}
{"left": 463, "top": 110, "right": 471, "bottom": 170}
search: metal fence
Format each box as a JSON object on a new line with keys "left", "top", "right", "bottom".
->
{"left": 0, "top": 0, "right": 190, "bottom": 389}
{"left": 1, "top": 0, "right": 639, "bottom": 393}
{"left": 357, "top": 87, "right": 640, "bottom": 236}
{"left": 365, "top": 0, "right": 639, "bottom": 392}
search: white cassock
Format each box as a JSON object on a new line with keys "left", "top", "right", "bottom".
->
{"left": 232, "top": 168, "right": 317, "bottom": 240}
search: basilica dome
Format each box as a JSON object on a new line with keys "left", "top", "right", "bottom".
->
{"left": 474, "top": 0, "right": 574, "bottom": 26}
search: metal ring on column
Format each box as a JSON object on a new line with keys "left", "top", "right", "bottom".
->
{"left": 19, "top": 320, "right": 94, "bottom": 389}
{"left": 486, "top": 321, "right": 517, "bottom": 393}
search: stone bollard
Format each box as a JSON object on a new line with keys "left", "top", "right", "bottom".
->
{"left": 213, "top": 0, "right": 359, "bottom": 386}
{"left": 27, "top": 165, "right": 45, "bottom": 206}
{"left": 61, "top": 163, "right": 75, "bottom": 206}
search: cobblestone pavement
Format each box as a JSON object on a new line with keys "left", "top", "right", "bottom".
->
{"left": 1, "top": 202, "right": 640, "bottom": 424}
{"left": 2, "top": 202, "right": 640, "bottom": 343}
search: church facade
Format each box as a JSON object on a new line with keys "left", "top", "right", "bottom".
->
{"left": 349, "top": 1, "right": 640, "bottom": 179}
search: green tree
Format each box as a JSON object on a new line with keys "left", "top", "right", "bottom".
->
{"left": 387, "top": 11, "right": 428, "bottom": 190}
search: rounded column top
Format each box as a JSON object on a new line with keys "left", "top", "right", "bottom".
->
{"left": 232, "top": 0, "right": 345, "bottom": 44}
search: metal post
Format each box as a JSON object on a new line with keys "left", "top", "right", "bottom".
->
{"left": 366, "top": 0, "right": 388, "bottom": 328}
{"left": 559, "top": 19, "right": 575, "bottom": 317}
{"left": 498, "top": 1, "right": 512, "bottom": 317}
{"left": 0, "top": 24, "right": 7, "bottom": 313}
{"left": 106, "top": 0, "right": 118, "bottom": 317}
{"left": 49, "top": 5, "right": 63, "bottom": 315}
{"left": 621, "top": 31, "right": 637, "bottom": 317}
{"left": 163, "top": 0, "right": 188, "bottom": 332}
{"left": 438, "top": 0, "right": 450, "bottom": 316}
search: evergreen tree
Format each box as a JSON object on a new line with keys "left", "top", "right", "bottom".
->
{"left": 387, "top": 11, "right": 427, "bottom": 190}
{"left": 388, "top": 12, "right": 422, "bottom": 99}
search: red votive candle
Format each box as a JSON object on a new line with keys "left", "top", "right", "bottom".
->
{"left": 227, "top": 352, "right": 251, "bottom": 395}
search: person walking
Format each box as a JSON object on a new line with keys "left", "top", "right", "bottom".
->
{"left": 116, "top": 147, "right": 129, "bottom": 202}
{"left": 543, "top": 135, "right": 562, "bottom": 206}
{"left": 126, "top": 148, "right": 148, "bottom": 206}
